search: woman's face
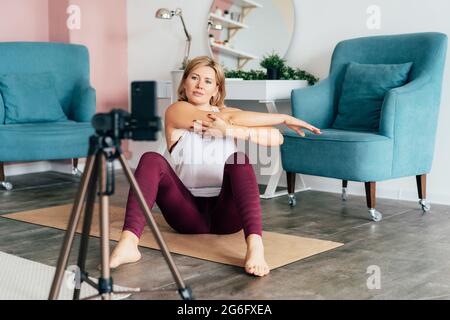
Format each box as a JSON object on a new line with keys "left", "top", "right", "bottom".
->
{"left": 183, "top": 65, "right": 219, "bottom": 106}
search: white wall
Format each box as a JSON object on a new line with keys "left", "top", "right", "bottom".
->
{"left": 127, "top": 0, "right": 450, "bottom": 205}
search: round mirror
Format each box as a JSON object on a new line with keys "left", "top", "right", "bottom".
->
{"left": 207, "top": 0, "right": 294, "bottom": 71}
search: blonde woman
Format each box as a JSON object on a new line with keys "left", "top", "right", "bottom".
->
{"left": 110, "top": 56, "right": 321, "bottom": 277}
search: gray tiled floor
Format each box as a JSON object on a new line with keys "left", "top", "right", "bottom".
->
{"left": 0, "top": 171, "right": 449, "bottom": 300}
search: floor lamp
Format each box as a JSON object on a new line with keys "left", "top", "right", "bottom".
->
{"left": 155, "top": 8, "right": 192, "bottom": 69}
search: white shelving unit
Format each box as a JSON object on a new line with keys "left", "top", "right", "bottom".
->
{"left": 209, "top": 13, "right": 248, "bottom": 29}
{"left": 223, "top": 0, "right": 262, "bottom": 8}
{"left": 209, "top": 0, "right": 262, "bottom": 69}
{"left": 210, "top": 43, "right": 257, "bottom": 60}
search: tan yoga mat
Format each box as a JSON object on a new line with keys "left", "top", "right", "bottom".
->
{"left": 3, "top": 204, "right": 343, "bottom": 270}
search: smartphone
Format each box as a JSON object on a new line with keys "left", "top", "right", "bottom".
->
{"left": 130, "top": 81, "right": 160, "bottom": 141}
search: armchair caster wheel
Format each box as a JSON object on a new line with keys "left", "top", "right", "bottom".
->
{"left": 288, "top": 194, "right": 296, "bottom": 207}
{"left": 1, "top": 181, "right": 13, "bottom": 191}
{"left": 341, "top": 187, "right": 348, "bottom": 201}
{"left": 369, "top": 208, "right": 382, "bottom": 222}
{"left": 72, "top": 168, "right": 83, "bottom": 177}
{"left": 419, "top": 199, "right": 431, "bottom": 212}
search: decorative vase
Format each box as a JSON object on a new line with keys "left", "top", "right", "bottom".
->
{"left": 266, "top": 68, "right": 279, "bottom": 80}
{"left": 171, "top": 69, "right": 185, "bottom": 103}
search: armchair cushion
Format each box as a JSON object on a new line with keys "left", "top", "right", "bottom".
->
{"left": 0, "top": 72, "right": 68, "bottom": 124}
{"left": 0, "top": 121, "right": 94, "bottom": 162}
{"left": 281, "top": 128, "right": 393, "bottom": 182}
{"left": 332, "top": 62, "right": 412, "bottom": 132}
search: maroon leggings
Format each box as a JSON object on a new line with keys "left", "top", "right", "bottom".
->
{"left": 123, "top": 151, "right": 262, "bottom": 239}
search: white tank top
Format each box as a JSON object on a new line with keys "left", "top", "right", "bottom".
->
{"left": 169, "top": 106, "right": 238, "bottom": 197}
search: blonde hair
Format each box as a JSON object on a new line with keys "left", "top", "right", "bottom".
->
{"left": 177, "top": 56, "right": 226, "bottom": 107}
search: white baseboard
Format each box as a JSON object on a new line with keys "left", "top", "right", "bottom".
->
{"left": 4, "top": 162, "right": 54, "bottom": 176}
{"left": 273, "top": 175, "right": 450, "bottom": 206}
{"left": 3, "top": 159, "right": 123, "bottom": 178}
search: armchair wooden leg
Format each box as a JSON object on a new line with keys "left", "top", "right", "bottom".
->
{"left": 0, "top": 162, "right": 5, "bottom": 182}
{"left": 287, "top": 172, "right": 296, "bottom": 207}
{"left": 72, "top": 158, "right": 82, "bottom": 177}
{"left": 416, "top": 174, "right": 431, "bottom": 212}
{"left": 416, "top": 174, "right": 426, "bottom": 199}
{"left": 365, "top": 182, "right": 382, "bottom": 221}
{"left": 0, "top": 162, "right": 13, "bottom": 190}
{"left": 342, "top": 180, "right": 348, "bottom": 201}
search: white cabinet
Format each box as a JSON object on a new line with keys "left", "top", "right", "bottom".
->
{"left": 225, "top": 79, "right": 308, "bottom": 101}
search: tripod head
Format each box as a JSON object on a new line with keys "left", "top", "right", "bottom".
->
{"left": 91, "top": 80, "right": 161, "bottom": 149}
{"left": 92, "top": 108, "right": 161, "bottom": 148}
{"left": 92, "top": 109, "right": 161, "bottom": 149}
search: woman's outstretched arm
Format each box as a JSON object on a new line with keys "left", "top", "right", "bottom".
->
{"left": 198, "top": 114, "right": 284, "bottom": 147}
{"left": 225, "top": 110, "right": 287, "bottom": 127}
{"left": 224, "top": 110, "right": 321, "bottom": 136}
{"left": 227, "top": 125, "right": 284, "bottom": 147}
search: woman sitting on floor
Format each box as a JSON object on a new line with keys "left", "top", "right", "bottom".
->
{"left": 110, "top": 56, "right": 321, "bottom": 277}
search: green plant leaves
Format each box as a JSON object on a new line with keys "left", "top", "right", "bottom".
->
{"left": 223, "top": 51, "right": 319, "bottom": 85}
{"left": 260, "top": 52, "right": 286, "bottom": 70}
{"left": 224, "top": 67, "right": 319, "bottom": 85}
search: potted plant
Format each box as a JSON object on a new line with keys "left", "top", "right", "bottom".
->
{"left": 260, "top": 52, "right": 286, "bottom": 80}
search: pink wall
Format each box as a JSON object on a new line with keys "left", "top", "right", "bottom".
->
{"left": 66, "top": 0, "right": 128, "bottom": 115}
{"left": 48, "top": 0, "right": 70, "bottom": 43}
{"left": 0, "top": 0, "right": 130, "bottom": 157}
{"left": 0, "top": 0, "right": 49, "bottom": 41}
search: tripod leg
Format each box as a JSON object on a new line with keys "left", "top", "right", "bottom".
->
{"left": 48, "top": 155, "right": 96, "bottom": 300}
{"left": 73, "top": 162, "right": 99, "bottom": 300}
{"left": 118, "top": 154, "right": 193, "bottom": 300}
{"left": 98, "top": 153, "right": 113, "bottom": 300}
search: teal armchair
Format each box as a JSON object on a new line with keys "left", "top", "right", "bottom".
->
{"left": 280, "top": 32, "right": 448, "bottom": 221}
{"left": 0, "top": 42, "right": 96, "bottom": 190}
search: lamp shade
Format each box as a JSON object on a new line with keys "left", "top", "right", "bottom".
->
{"left": 155, "top": 8, "right": 172, "bottom": 19}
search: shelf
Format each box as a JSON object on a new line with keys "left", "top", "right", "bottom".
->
{"left": 222, "top": 0, "right": 262, "bottom": 8}
{"left": 209, "top": 0, "right": 262, "bottom": 69}
{"left": 210, "top": 42, "right": 258, "bottom": 60}
{"left": 209, "top": 13, "right": 248, "bottom": 29}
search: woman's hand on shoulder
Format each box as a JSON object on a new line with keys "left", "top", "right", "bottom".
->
{"left": 197, "top": 113, "right": 231, "bottom": 138}
{"left": 165, "top": 101, "right": 210, "bottom": 130}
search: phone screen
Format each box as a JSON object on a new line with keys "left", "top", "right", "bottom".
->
{"left": 131, "top": 81, "right": 160, "bottom": 141}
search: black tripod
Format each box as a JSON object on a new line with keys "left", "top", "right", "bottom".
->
{"left": 48, "top": 133, "right": 194, "bottom": 300}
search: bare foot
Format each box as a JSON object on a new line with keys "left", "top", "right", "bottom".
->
{"left": 109, "top": 231, "right": 142, "bottom": 269}
{"left": 244, "top": 234, "right": 270, "bottom": 277}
